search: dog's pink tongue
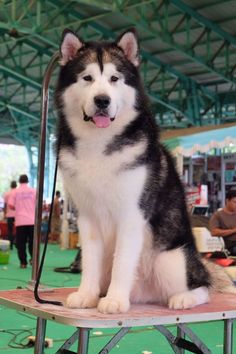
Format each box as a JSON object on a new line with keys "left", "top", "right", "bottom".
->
{"left": 93, "top": 115, "right": 111, "bottom": 128}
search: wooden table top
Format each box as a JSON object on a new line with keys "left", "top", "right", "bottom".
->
{"left": 0, "top": 287, "right": 236, "bottom": 328}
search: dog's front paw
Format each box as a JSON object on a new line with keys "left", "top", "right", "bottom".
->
{"left": 168, "top": 292, "right": 197, "bottom": 310}
{"left": 97, "top": 296, "right": 130, "bottom": 314}
{"left": 65, "top": 290, "right": 99, "bottom": 309}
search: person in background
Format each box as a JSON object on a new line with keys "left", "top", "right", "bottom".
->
{"left": 8, "top": 174, "right": 36, "bottom": 268}
{"left": 50, "top": 190, "right": 61, "bottom": 243}
{"left": 3, "top": 181, "right": 17, "bottom": 249}
{"left": 209, "top": 189, "right": 236, "bottom": 255}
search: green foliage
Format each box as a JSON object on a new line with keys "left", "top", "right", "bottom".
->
{"left": 0, "top": 144, "right": 29, "bottom": 196}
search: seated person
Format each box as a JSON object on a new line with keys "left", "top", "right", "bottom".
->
{"left": 209, "top": 189, "right": 236, "bottom": 255}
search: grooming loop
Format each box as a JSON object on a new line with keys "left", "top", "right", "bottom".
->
{"left": 31, "top": 51, "right": 59, "bottom": 285}
{"left": 0, "top": 53, "right": 236, "bottom": 354}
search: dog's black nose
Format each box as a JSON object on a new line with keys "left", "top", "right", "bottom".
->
{"left": 94, "top": 95, "right": 111, "bottom": 109}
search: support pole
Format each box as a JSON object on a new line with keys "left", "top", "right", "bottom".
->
{"left": 177, "top": 325, "right": 185, "bottom": 354}
{"left": 220, "top": 150, "right": 225, "bottom": 208}
{"left": 34, "top": 318, "right": 47, "bottom": 354}
{"left": 223, "top": 319, "right": 233, "bottom": 354}
{"left": 30, "top": 52, "right": 59, "bottom": 285}
{"left": 77, "top": 328, "right": 90, "bottom": 354}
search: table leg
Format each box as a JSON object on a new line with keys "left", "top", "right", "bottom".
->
{"left": 77, "top": 328, "right": 90, "bottom": 354}
{"left": 224, "top": 319, "right": 233, "bottom": 354}
{"left": 34, "top": 318, "right": 47, "bottom": 354}
{"left": 177, "top": 325, "right": 185, "bottom": 354}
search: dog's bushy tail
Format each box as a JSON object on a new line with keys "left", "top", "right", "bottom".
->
{"left": 203, "top": 259, "right": 236, "bottom": 294}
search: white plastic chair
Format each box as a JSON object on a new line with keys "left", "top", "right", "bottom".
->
{"left": 192, "top": 227, "right": 228, "bottom": 256}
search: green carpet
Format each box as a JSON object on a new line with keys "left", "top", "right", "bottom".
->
{"left": 0, "top": 245, "right": 235, "bottom": 353}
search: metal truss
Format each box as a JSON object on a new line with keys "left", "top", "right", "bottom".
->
{"left": 46, "top": 0, "right": 234, "bottom": 127}
{"left": 114, "top": 0, "right": 236, "bottom": 126}
{"left": 130, "top": 0, "right": 236, "bottom": 85}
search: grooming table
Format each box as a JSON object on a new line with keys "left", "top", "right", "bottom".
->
{"left": 0, "top": 288, "right": 236, "bottom": 354}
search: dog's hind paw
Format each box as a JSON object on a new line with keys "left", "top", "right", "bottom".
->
{"left": 65, "top": 291, "right": 99, "bottom": 309}
{"left": 98, "top": 296, "right": 130, "bottom": 314}
{"left": 169, "top": 287, "right": 209, "bottom": 309}
{"left": 168, "top": 292, "right": 197, "bottom": 310}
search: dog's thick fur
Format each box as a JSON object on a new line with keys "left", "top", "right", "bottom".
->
{"left": 55, "top": 28, "right": 236, "bottom": 314}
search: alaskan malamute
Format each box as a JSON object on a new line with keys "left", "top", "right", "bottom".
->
{"left": 55, "top": 28, "right": 235, "bottom": 314}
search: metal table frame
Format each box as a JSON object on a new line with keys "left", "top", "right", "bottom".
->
{"left": 0, "top": 288, "right": 235, "bottom": 354}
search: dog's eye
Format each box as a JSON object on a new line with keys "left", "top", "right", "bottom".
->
{"left": 111, "top": 76, "right": 119, "bottom": 82}
{"left": 83, "top": 75, "right": 92, "bottom": 81}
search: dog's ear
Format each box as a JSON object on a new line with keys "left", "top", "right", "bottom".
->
{"left": 59, "top": 29, "right": 84, "bottom": 66}
{"left": 116, "top": 28, "right": 139, "bottom": 67}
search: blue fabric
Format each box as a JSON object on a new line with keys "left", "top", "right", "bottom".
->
{"left": 164, "top": 125, "right": 236, "bottom": 154}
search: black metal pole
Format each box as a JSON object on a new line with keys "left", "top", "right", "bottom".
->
{"left": 31, "top": 52, "right": 59, "bottom": 284}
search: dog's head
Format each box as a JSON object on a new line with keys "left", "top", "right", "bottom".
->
{"left": 56, "top": 29, "right": 142, "bottom": 130}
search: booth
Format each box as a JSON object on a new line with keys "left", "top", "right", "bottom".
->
{"left": 162, "top": 124, "right": 236, "bottom": 210}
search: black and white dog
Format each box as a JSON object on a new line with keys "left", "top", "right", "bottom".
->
{"left": 55, "top": 28, "right": 235, "bottom": 314}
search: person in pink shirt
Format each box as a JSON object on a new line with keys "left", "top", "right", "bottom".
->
{"left": 8, "top": 174, "right": 36, "bottom": 268}
{"left": 3, "top": 181, "right": 17, "bottom": 249}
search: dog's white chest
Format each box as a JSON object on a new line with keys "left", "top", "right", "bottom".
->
{"left": 59, "top": 140, "right": 147, "bottom": 217}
